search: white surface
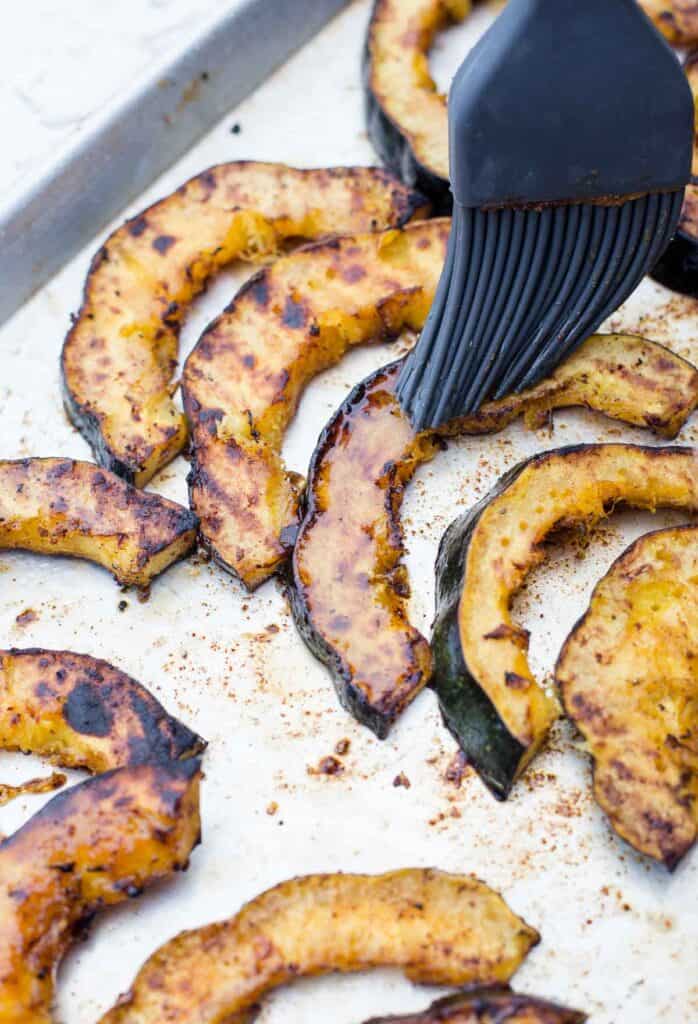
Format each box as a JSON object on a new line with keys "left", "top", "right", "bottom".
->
{"left": 0, "top": 1, "right": 697, "bottom": 1022}
{"left": 0, "top": 0, "right": 244, "bottom": 195}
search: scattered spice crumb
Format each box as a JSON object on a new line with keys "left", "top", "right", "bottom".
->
{"left": 266, "top": 801, "right": 278, "bottom": 816}
{"left": 15, "top": 608, "right": 37, "bottom": 627}
{"left": 308, "top": 755, "right": 344, "bottom": 777}
{"left": 335, "top": 738, "right": 351, "bottom": 756}
{"left": 445, "top": 750, "right": 470, "bottom": 787}
{"left": 118, "top": 600, "right": 128, "bottom": 612}
{"left": 393, "top": 772, "right": 411, "bottom": 789}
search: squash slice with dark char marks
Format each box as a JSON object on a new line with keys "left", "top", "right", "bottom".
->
{"left": 183, "top": 219, "right": 451, "bottom": 590}
{"left": 432, "top": 445, "right": 698, "bottom": 801}
{"left": 62, "top": 162, "right": 428, "bottom": 487}
{"left": 365, "top": 988, "right": 586, "bottom": 1024}
{"left": 0, "top": 458, "right": 197, "bottom": 587}
{"left": 364, "top": 0, "right": 693, "bottom": 210}
{"left": 0, "top": 759, "right": 201, "bottom": 1024}
{"left": 290, "top": 337, "right": 698, "bottom": 738}
{"left": 558, "top": 525, "right": 698, "bottom": 869}
{"left": 0, "top": 648, "right": 205, "bottom": 772}
{"left": 99, "top": 869, "right": 538, "bottom": 1024}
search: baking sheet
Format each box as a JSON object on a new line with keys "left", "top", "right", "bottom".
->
{"left": 0, "top": 1, "right": 696, "bottom": 1021}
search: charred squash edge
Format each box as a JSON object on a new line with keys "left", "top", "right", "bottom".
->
{"left": 61, "top": 162, "right": 429, "bottom": 487}
{"left": 0, "top": 457, "right": 198, "bottom": 588}
{"left": 651, "top": 52, "right": 698, "bottom": 295}
{"left": 0, "top": 759, "right": 201, "bottom": 1022}
{"left": 364, "top": 986, "right": 586, "bottom": 1024}
{"left": 0, "top": 647, "right": 205, "bottom": 773}
{"left": 432, "top": 444, "right": 698, "bottom": 801}
{"left": 289, "top": 341, "right": 698, "bottom": 739}
{"left": 557, "top": 524, "right": 698, "bottom": 870}
{"left": 99, "top": 868, "right": 539, "bottom": 1024}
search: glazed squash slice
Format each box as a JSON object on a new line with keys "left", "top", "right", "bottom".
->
{"left": 0, "top": 648, "right": 205, "bottom": 772}
{"left": 0, "top": 760, "right": 201, "bottom": 1023}
{"left": 558, "top": 525, "right": 698, "bottom": 869}
{"left": 365, "top": 988, "right": 586, "bottom": 1024}
{"left": 62, "top": 162, "right": 428, "bottom": 486}
{"left": 183, "top": 219, "right": 451, "bottom": 590}
{"left": 364, "top": 0, "right": 693, "bottom": 208}
{"left": 432, "top": 445, "right": 698, "bottom": 800}
{"left": 100, "top": 869, "right": 538, "bottom": 1024}
{"left": 290, "top": 337, "right": 698, "bottom": 738}
{"left": 0, "top": 458, "right": 197, "bottom": 587}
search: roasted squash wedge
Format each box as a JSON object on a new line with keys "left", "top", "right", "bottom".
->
{"left": 364, "top": 0, "right": 464, "bottom": 210}
{"left": 0, "top": 458, "right": 197, "bottom": 587}
{"left": 0, "top": 648, "right": 205, "bottom": 772}
{"left": 0, "top": 759, "right": 201, "bottom": 1024}
{"left": 290, "top": 337, "right": 698, "bottom": 738}
{"left": 62, "top": 162, "right": 428, "bottom": 487}
{"left": 99, "top": 869, "right": 538, "bottom": 1024}
{"left": 558, "top": 525, "right": 698, "bottom": 869}
{"left": 432, "top": 445, "right": 698, "bottom": 801}
{"left": 652, "top": 52, "right": 698, "bottom": 295}
{"left": 183, "top": 219, "right": 451, "bottom": 590}
{"left": 364, "top": 1, "right": 692, "bottom": 209}
{"left": 365, "top": 988, "right": 586, "bottom": 1024}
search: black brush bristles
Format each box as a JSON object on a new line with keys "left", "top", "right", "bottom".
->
{"left": 397, "top": 191, "right": 684, "bottom": 429}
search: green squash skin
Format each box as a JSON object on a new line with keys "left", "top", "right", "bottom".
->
{"left": 651, "top": 226, "right": 698, "bottom": 298}
{"left": 362, "top": 9, "right": 453, "bottom": 216}
{"left": 431, "top": 460, "right": 531, "bottom": 801}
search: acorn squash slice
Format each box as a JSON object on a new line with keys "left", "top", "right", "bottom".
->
{"left": 99, "top": 868, "right": 538, "bottom": 1024}
{"left": 0, "top": 648, "right": 205, "bottom": 772}
{"left": 432, "top": 444, "right": 698, "bottom": 801}
{"left": 0, "top": 759, "right": 201, "bottom": 1024}
{"left": 365, "top": 987, "right": 586, "bottom": 1024}
{"left": 290, "top": 338, "right": 698, "bottom": 739}
{"left": 61, "top": 162, "right": 428, "bottom": 487}
{"left": 364, "top": 1, "right": 692, "bottom": 211}
{"left": 183, "top": 218, "right": 451, "bottom": 590}
{"left": 558, "top": 525, "right": 698, "bottom": 869}
{"left": 652, "top": 52, "right": 698, "bottom": 295}
{"left": 0, "top": 458, "right": 197, "bottom": 588}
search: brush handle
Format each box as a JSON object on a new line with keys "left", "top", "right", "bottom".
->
{"left": 448, "top": 0, "right": 693, "bottom": 206}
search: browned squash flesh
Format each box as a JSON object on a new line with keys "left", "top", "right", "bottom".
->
{"left": 558, "top": 525, "right": 698, "bottom": 869}
{"left": 0, "top": 759, "right": 201, "bottom": 1024}
{"left": 291, "top": 336, "right": 698, "bottom": 737}
{"left": 455, "top": 445, "right": 698, "bottom": 769}
{"left": 365, "top": 988, "right": 586, "bottom": 1024}
{"left": 0, "top": 458, "right": 197, "bottom": 587}
{"left": 0, "top": 648, "right": 205, "bottom": 773}
{"left": 99, "top": 869, "right": 538, "bottom": 1024}
{"left": 61, "top": 162, "right": 428, "bottom": 487}
{"left": 640, "top": 0, "right": 698, "bottom": 44}
{"left": 183, "top": 219, "right": 451, "bottom": 589}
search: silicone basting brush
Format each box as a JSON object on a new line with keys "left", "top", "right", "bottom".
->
{"left": 397, "top": 0, "right": 694, "bottom": 429}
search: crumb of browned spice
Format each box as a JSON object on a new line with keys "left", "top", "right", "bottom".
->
{"left": 14, "top": 608, "right": 37, "bottom": 627}
{"left": 335, "top": 738, "right": 351, "bottom": 756}
{"left": 393, "top": 772, "right": 411, "bottom": 789}
{"left": 307, "top": 755, "right": 344, "bottom": 777}
{"left": 266, "top": 801, "right": 279, "bottom": 816}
